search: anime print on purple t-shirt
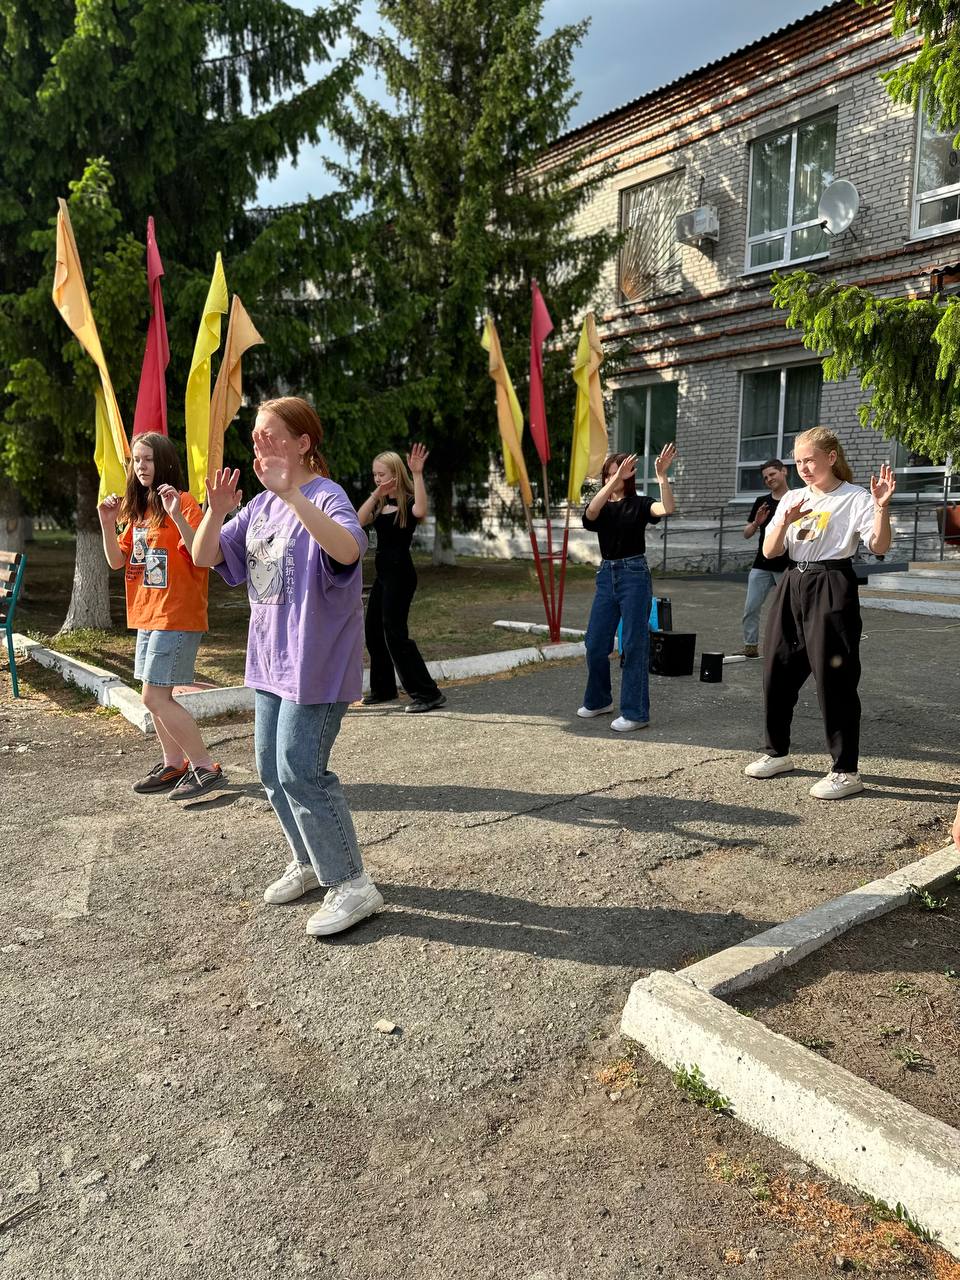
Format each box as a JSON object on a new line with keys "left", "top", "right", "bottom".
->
{"left": 216, "top": 476, "right": 368, "bottom": 705}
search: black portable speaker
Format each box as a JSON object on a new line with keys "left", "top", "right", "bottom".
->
{"left": 649, "top": 630, "right": 695, "bottom": 677}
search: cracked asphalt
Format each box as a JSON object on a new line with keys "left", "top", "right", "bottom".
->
{"left": 1, "top": 579, "right": 957, "bottom": 1279}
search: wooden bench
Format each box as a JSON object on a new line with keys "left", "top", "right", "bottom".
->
{"left": 1, "top": 550, "right": 27, "bottom": 698}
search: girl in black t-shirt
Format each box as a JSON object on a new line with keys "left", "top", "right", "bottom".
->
{"left": 356, "top": 445, "right": 446, "bottom": 713}
{"left": 579, "top": 446, "right": 676, "bottom": 731}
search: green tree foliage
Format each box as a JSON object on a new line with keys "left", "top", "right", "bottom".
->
{"left": 771, "top": 2, "right": 960, "bottom": 462}
{"left": 0, "top": 0, "right": 369, "bottom": 624}
{"left": 333, "top": 0, "right": 619, "bottom": 553}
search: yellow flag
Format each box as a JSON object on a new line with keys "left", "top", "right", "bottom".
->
{"left": 51, "top": 199, "right": 130, "bottom": 501}
{"left": 568, "top": 313, "right": 608, "bottom": 503}
{"left": 185, "top": 253, "right": 228, "bottom": 502}
{"left": 481, "top": 316, "right": 533, "bottom": 508}
{"left": 206, "top": 295, "right": 264, "bottom": 482}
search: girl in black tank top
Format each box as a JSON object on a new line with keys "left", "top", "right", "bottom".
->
{"left": 356, "top": 445, "right": 446, "bottom": 713}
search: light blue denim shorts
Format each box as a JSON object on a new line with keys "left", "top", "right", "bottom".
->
{"left": 134, "top": 629, "right": 203, "bottom": 687}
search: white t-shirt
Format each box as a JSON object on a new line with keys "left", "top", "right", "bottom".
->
{"left": 768, "top": 481, "right": 876, "bottom": 561}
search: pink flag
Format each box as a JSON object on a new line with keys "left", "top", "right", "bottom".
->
{"left": 529, "top": 279, "right": 554, "bottom": 465}
{"left": 133, "top": 217, "right": 169, "bottom": 436}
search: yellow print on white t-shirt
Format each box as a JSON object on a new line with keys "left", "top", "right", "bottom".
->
{"left": 794, "top": 510, "right": 831, "bottom": 542}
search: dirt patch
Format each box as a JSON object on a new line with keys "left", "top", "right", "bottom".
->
{"left": 730, "top": 882, "right": 960, "bottom": 1130}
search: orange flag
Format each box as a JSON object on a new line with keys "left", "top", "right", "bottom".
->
{"left": 207, "top": 295, "right": 264, "bottom": 482}
{"left": 481, "top": 315, "right": 533, "bottom": 508}
{"left": 52, "top": 199, "right": 130, "bottom": 498}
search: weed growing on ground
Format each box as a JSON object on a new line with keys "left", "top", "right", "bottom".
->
{"left": 945, "top": 968, "right": 959, "bottom": 981}
{"left": 909, "top": 884, "right": 949, "bottom": 911}
{"left": 867, "top": 1197, "right": 940, "bottom": 1245}
{"left": 878, "top": 1024, "right": 905, "bottom": 1038}
{"left": 893, "top": 979, "right": 921, "bottom": 997}
{"left": 800, "top": 1036, "right": 834, "bottom": 1055}
{"left": 672, "top": 1064, "right": 731, "bottom": 1114}
{"left": 894, "top": 1046, "right": 934, "bottom": 1072}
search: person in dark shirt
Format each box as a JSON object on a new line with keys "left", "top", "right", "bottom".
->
{"left": 578, "top": 444, "right": 677, "bottom": 731}
{"left": 356, "top": 444, "right": 446, "bottom": 713}
{"left": 741, "top": 458, "right": 790, "bottom": 657}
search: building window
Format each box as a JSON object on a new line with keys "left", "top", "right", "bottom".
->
{"left": 614, "top": 383, "right": 679, "bottom": 490}
{"left": 892, "top": 440, "right": 946, "bottom": 494}
{"left": 737, "top": 365, "right": 822, "bottom": 493}
{"left": 746, "top": 113, "right": 836, "bottom": 269}
{"left": 913, "top": 101, "right": 960, "bottom": 235}
{"left": 618, "top": 171, "right": 685, "bottom": 304}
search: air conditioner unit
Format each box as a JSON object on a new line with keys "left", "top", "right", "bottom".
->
{"left": 675, "top": 204, "right": 719, "bottom": 246}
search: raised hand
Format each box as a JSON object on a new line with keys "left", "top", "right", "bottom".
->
{"left": 97, "top": 493, "right": 120, "bottom": 525}
{"left": 205, "top": 468, "right": 242, "bottom": 518}
{"left": 407, "top": 442, "right": 429, "bottom": 475}
{"left": 755, "top": 504, "right": 772, "bottom": 526}
{"left": 614, "top": 454, "right": 637, "bottom": 484}
{"left": 782, "top": 496, "right": 812, "bottom": 525}
{"left": 157, "top": 484, "right": 181, "bottom": 519}
{"left": 870, "top": 462, "right": 896, "bottom": 508}
{"left": 654, "top": 442, "right": 677, "bottom": 481}
{"left": 253, "top": 428, "right": 296, "bottom": 497}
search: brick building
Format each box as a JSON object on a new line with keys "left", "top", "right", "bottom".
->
{"left": 547, "top": 0, "right": 955, "bottom": 521}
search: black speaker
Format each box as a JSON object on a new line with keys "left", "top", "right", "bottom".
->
{"left": 649, "top": 630, "right": 695, "bottom": 677}
{"left": 700, "top": 652, "right": 724, "bottom": 683}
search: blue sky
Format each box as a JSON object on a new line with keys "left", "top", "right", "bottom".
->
{"left": 256, "top": 0, "right": 832, "bottom": 205}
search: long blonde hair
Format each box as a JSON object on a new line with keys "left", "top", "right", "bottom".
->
{"left": 374, "top": 451, "right": 415, "bottom": 527}
{"left": 794, "top": 426, "right": 853, "bottom": 483}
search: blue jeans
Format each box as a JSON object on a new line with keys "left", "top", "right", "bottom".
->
{"left": 583, "top": 556, "right": 653, "bottom": 723}
{"left": 254, "top": 693, "right": 363, "bottom": 887}
{"left": 742, "top": 568, "right": 783, "bottom": 646}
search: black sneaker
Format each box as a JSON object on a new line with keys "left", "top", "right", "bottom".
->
{"left": 362, "top": 692, "right": 398, "bottom": 705}
{"left": 405, "top": 693, "right": 447, "bottom": 714}
{"left": 168, "top": 763, "right": 226, "bottom": 800}
{"left": 132, "top": 761, "right": 189, "bottom": 795}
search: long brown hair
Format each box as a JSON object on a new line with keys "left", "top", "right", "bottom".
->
{"left": 258, "top": 396, "right": 330, "bottom": 476}
{"left": 602, "top": 452, "right": 637, "bottom": 498}
{"left": 373, "top": 451, "right": 415, "bottom": 527}
{"left": 119, "top": 433, "right": 184, "bottom": 528}
{"left": 794, "top": 427, "right": 853, "bottom": 483}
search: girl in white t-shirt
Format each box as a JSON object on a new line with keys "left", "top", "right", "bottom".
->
{"left": 744, "top": 426, "right": 896, "bottom": 799}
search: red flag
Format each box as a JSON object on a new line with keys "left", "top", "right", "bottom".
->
{"left": 133, "top": 216, "right": 169, "bottom": 436}
{"left": 529, "top": 279, "right": 554, "bottom": 464}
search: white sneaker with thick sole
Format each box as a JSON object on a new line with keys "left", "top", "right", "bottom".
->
{"left": 809, "top": 771, "right": 864, "bottom": 800}
{"left": 305, "top": 873, "right": 384, "bottom": 937}
{"left": 744, "top": 754, "right": 795, "bottom": 778}
{"left": 611, "top": 716, "right": 649, "bottom": 732}
{"left": 577, "top": 703, "right": 614, "bottom": 718}
{"left": 263, "top": 859, "right": 320, "bottom": 904}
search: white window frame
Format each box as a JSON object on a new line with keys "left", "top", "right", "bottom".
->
{"left": 736, "top": 365, "right": 822, "bottom": 497}
{"left": 911, "top": 96, "right": 960, "bottom": 238}
{"left": 614, "top": 383, "right": 678, "bottom": 492}
{"left": 744, "top": 113, "right": 835, "bottom": 273}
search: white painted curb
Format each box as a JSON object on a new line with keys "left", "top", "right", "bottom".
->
{"left": 622, "top": 969, "right": 960, "bottom": 1258}
{"left": 621, "top": 842, "right": 960, "bottom": 1257}
{"left": 493, "top": 619, "right": 587, "bottom": 639}
{"left": 13, "top": 632, "right": 585, "bottom": 734}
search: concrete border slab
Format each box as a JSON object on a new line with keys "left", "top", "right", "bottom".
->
{"left": 621, "top": 842, "right": 960, "bottom": 1257}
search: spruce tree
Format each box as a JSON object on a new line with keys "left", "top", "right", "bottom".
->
{"left": 0, "top": 0, "right": 363, "bottom": 628}
{"left": 333, "top": 0, "right": 618, "bottom": 560}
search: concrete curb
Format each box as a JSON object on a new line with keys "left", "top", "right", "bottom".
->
{"left": 621, "top": 842, "right": 960, "bottom": 1257}
{"left": 622, "top": 968, "right": 960, "bottom": 1257}
{"left": 13, "top": 632, "right": 585, "bottom": 734}
{"left": 493, "top": 619, "right": 587, "bottom": 640}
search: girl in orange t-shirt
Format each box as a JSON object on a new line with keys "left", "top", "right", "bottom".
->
{"left": 97, "top": 432, "right": 226, "bottom": 799}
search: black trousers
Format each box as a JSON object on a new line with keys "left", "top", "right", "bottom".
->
{"left": 364, "top": 557, "right": 440, "bottom": 701}
{"left": 763, "top": 561, "right": 862, "bottom": 772}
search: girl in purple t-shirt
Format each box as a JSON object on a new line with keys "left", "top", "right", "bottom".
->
{"left": 192, "top": 396, "right": 384, "bottom": 938}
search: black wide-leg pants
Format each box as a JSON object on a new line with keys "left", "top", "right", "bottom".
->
{"left": 364, "top": 557, "right": 440, "bottom": 702}
{"left": 762, "top": 560, "right": 863, "bottom": 772}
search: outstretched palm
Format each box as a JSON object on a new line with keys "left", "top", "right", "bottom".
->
{"left": 870, "top": 462, "right": 896, "bottom": 508}
{"left": 205, "top": 468, "right": 242, "bottom": 518}
{"left": 407, "top": 442, "right": 429, "bottom": 475}
{"left": 654, "top": 442, "right": 677, "bottom": 481}
{"left": 253, "top": 430, "right": 295, "bottom": 496}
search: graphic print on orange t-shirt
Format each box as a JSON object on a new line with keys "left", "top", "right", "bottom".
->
{"left": 118, "top": 493, "right": 209, "bottom": 632}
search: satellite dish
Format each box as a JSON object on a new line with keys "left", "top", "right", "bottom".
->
{"left": 818, "top": 179, "right": 860, "bottom": 235}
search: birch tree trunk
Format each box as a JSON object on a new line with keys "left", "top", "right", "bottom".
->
{"left": 0, "top": 476, "right": 26, "bottom": 556}
{"left": 430, "top": 470, "right": 456, "bottom": 566}
{"left": 60, "top": 463, "right": 113, "bottom": 632}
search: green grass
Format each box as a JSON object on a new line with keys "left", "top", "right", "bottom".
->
{"left": 672, "top": 1063, "right": 732, "bottom": 1114}
{"left": 15, "top": 534, "right": 599, "bottom": 688}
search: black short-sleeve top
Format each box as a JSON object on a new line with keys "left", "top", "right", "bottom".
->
{"left": 582, "top": 494, "right": 661, "bottom": 561}
{"left": 373, "top": 507, "right": 418, "bottom": 564}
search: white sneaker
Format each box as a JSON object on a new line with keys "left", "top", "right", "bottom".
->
{"left": 809, "top": 771, "right": 864, "bottom": 800}
{"left": 611, "top": 716, "right": 649, "bottom": 732}
{"left": 744, "top": 754, "right": 795, "bottom": 778}
{"left": 263, "top": 859, "right": 320, "bottom": 904}
{"left": 577, "top": 703, "right": 614, "bottom": 718}
{"left": 305, "top": 873, "right": 384, "bottom": 937}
